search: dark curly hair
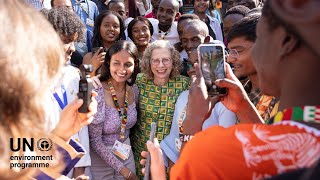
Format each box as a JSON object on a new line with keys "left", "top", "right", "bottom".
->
{"left": 92, "top": 10, "right": 125, "bottom": 48}
{"left": 99, "top": 40, "right": 139, "bottom": 86}
{"left": 41, "top": 7, "right": 85, "bottom": 42}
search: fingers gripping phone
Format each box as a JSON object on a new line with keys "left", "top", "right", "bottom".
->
{"left": 198, "top": 43, "right": 227, "bottom": 96}
{"left": 144, "top": 122, "right": 157, "bottom": 180}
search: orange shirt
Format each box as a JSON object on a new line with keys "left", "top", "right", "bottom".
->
{"left": 171, "top": 121, "right": 320, "bottom": 180}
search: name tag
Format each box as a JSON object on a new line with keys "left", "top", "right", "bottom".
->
{"left": 86, "top": 18, "right": 94, "bottom": 27}
{"left": 112, "top": 140, "right": 131, "bottom": 160}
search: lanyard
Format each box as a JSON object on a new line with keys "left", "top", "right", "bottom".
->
{"left": 266, "top": 106, "right": 320, "bottom": 124}
{"left": 158, "top": 27, "right": 170, "bottom": 40}
{"left": 74, "top": 0, "right": 90, "bottom": 17}
{"left": 178, "top": 104, "right": 188, "bottom": 136}
{"left": 108, "top": 80, "right": 128, "bottom": 139}
{"left": 53, "top": 85, "right": 68, "bottom": 110}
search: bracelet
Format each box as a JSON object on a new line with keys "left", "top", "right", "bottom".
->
{"left": 126, "top": 171, "right": 131, "bottom": 179}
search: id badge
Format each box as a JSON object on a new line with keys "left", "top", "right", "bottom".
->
{"left": 86, "top": 18, "right": 94, "bottom": 27}
{"left": 112, "top": 140, "right": 131, "bottom": 160}
{"left": 175, "top": 138, "right": 182, "bottom": 152}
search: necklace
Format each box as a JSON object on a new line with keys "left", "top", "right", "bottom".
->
{"left": 158, "top": 27, "right": 171, "bottom": 40}
{"left": 107, "top": 80, "right": 129, "bottom": 139}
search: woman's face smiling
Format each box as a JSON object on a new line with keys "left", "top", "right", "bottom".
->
{"left": 109, "top": 50, "right": 135, "bottom": 83}
{"left": 150, "top": 48, "right": 173, "bottom": 80}
{"left": 132, "top": 21, "right": 151, "bottom": 48}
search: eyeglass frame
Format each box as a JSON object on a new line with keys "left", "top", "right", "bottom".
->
{"left": 226, "top": 48, "right": 240, "bottom": 59}
{"left": 151, "top": 58, "right": 172, "bottom": 66}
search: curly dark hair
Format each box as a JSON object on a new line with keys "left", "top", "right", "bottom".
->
{"left": 99, "top": 40, "right": 139, "bottom": 86}
{"left": 41, "top": 7, "right": 85, "bottom": 42}
{"left": 92, "top": 10, "right": 125, "bottom": 48}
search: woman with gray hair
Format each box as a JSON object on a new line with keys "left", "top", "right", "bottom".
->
{"left": 130, "top": 40, "right": 190, "bottom": 177}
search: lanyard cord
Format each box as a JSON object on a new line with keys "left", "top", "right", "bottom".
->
{"left": 53, "top": 85, "right": 68, "bottom": 110}
{"left": 74, "top": 0, "right": 90, "bottom": 17}
{"left": 158, "top": 27, "right": 171, "bottom": 40}
{"left": 108, "top": 80, "right": 128, "bottom": 139}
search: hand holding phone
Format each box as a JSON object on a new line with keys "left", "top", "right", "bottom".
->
{"left": 144, "top": 122, "right": 157, "bottom": 180}
{"left": 198, "top": 43, "right": 227, "bottom": 96}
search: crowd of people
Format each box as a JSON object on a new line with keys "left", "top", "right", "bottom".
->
{"left": 1, "top": 0, "right": 320, "bottom": 180}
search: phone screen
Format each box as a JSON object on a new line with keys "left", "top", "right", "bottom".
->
{"left": 198, "top": 44, "right": 227, "bottom": 96}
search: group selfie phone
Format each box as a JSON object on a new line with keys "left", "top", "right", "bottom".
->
{"left": 77, "top": 64, "right": 94, "bottom": 113}
{"left": 198, "top": 43, "right": 227, "bottom": 96}
{"left": 143, "top": 122, "right": 157, "bottom": 180}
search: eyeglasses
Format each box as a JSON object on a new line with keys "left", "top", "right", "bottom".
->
{"left": 227, "top": 49, "right": 239, "bottom": 59}
{"left": 151, "top": 58, "right": 172, "bottom": 66}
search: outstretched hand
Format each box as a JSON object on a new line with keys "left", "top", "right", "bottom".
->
{"left": 52, "top": 91, "right": 98, "bottom": 141}
{"left": 140, "top": 139, "right": 166, "bottom": 180}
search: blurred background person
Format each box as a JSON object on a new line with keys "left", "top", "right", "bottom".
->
{"left": 0, "top": 0, "right": 96, "bottom": 179}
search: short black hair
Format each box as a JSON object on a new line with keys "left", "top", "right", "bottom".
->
{"left": 177, "top": 14, "right": 199, "bottom": 24}
{"left": 107, "top": 0, "right": 124, "bottom": 9}
{"left": 224, "top": 5, "right": 250, "bottom": 18}
{"left": 227, "top": 14, "right": 260, "bottom": 43}
{"left": 92, "top": 10, "right": 125, "bottom": 48}
{"left": 247, "top": 7, "right": 262, "bottom": 16}
{"left": 41, "top": 7, "right": 85, "bottom": 42}
{"left": 100, "top": 40, "right": 139, "bottom": 86}
{"left": 127, "top": 16, "right": 154, "bottom": 41}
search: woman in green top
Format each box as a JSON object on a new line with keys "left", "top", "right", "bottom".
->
{"left": 131, "top": 40, "right": 190, "bottom": 177}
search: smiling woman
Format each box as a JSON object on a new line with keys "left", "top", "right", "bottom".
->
{"left": 131, "top": 40, "right": 190, "bottom": 178}
{"left": 82, "top": 10, "right": 125, "bottom": 77}
{"left": 127, "top": 16, "right": 154, "bottom": 59}
{"left": 88, "top": 40, "right": 140, "bottom": 180}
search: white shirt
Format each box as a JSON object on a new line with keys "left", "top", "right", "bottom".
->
{"left": 46, "top": 65, "right": 91, "bottom": 168}
{"left": 208, "top": 16, "right": 223, "bottom": 42}
{"left": 160, "top": 90, "right": 237, "bottom": 165}
{"left": 149, "top": 18, "right": 180, "bottom": 45}
{"left": 180, "top": 50, "right": 188, "bottom": 62}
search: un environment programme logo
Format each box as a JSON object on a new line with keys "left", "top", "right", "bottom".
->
{"left": 37, "top": 138, "right": 53, "bottom": 151}
{"left": 9, "top": 138, "right": 54, "bottom": 170}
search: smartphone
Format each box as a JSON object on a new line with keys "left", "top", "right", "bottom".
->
{"left": 198, "top": 43, "right": 227, "bottom": 96}
{"left": 143, "top": 122, "right": 157, "bottom": 180}
{"left": 91, "top": 47, "right": 106, "bottom": 54}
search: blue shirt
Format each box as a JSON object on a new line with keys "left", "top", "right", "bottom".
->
{"left": 71, "top": 0, "right": 99, "bottom": 55}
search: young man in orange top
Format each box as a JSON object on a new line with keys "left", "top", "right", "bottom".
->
{"left": 140, "top": 0, "right": 320, "bottom": 179}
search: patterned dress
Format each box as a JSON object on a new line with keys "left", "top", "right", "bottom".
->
{"left": 131, "top": 73, "right": 190, "bottom": 177}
